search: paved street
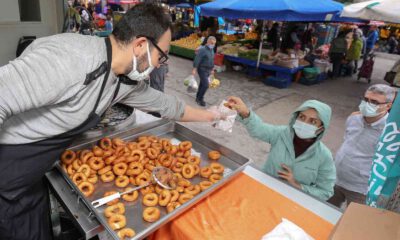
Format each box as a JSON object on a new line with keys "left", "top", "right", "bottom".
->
{"left": 164, "top": 53, "right": 399, "bottom": 169}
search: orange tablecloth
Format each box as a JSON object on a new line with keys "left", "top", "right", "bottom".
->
{"left": 149, "top": 173, "right": 334, "bottom": 240}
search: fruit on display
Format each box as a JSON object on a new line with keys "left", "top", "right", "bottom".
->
{"left": 245, "top": 32, "right": 258, "bottom": 40}
{"left": 219, "top": 44, "right": 240, "bottom": 56}
{"left": 171, "top": 33, "right": 202, "bottom": 50}
{"left": 222, "top": 34, "right": 238, "bottom": 42}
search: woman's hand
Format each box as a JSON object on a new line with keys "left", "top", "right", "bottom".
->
{"left": 226, "top": 96, "right": 250, "bottom": 118}
{"left": 278, "top": 164, "right": 301, "bottom": 189}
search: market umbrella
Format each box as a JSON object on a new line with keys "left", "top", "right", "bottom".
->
{"left": 341, "top": 0, "right": 400, "bottom": 24}
{"left": 199, "top": 0, "right": 343, "bottom": 22}
{"left": 200, "top": 0, "right": 344, "bottom": 67}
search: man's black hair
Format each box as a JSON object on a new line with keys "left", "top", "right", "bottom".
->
{"left": 112, "top": 3, "right": 171, "bottom": 45}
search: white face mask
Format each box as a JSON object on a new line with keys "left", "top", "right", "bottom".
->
{"left": 293, "top": 120, "right": 320, "bottom": 139}
{"left": 359, "top": 100, "right": 381, "bottom": 117}
{"left": 126, "top": 42, "right": 154, "bottom": 81}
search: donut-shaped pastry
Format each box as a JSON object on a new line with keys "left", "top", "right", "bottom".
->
{"left": 114, "top": 146, "right": 125, "bottom": 157}
{"left": 126, "top": 162, "right": 143, "bottom": 176}
{"left": 183, "top": 150, "right": 191, "bottom": 158}
{"left": 72, "top": 172, "right": 87, "bottom": 185}
{"left": 179, "top": 141, "right": 192, "bottom": 151}
{"left": 99, "top": 137, "right": 113, "bottom": 150}
{"left": 143, "top": 207, "right": 161, "bottom": 223}
{"left": 115, "top": 175, "right": 129, "bottom": 188}
{"left": 138, "top": 136, "right": 149, "bottom": 142}
{"left": 72, "top": 159, "right": 82, "bottom": 171}
{"left": 142, "top": 193, "right": 159, "bottom": 207}
{"left": 78, "top": 181, "right": 94, "bottom": 197}
{"left": 158, "top": 154, "right": 172, "bottom": 167}
{"left": 155, "top": 184, "right": 164, "bottom": 195}
{"left": 200, "top": 180, "right": 213, "bottom": 191}
{"left": 122, "top": 187, "right": 139, "bottom": 202}
{"left": 104, "top": 191, "right": 119, "bottom": 206}
{"left": 87, "top": 174, "right": 98, "bottom": 184}
{"left": 151, "top": 142, "right": 162, "bottom": 151}
{"left": 103, "top": 149, "right": 114, "bottom": 157}
{"left": 209, "top": 174, "right": 223, "bottom": 183}
{"left": 78, "top": 149, "right": 91, "bottom": 161}
{"left": 81, "top": 151, "right": 94, "bottom": 164}
{"left": 113, "top": 162, "right": 128, "bottom": 176}
{"left": 146, "top": 148, "right": 159, "bottom": 160}
{"left": 129, "top": 149, "right": 144, "bottom": 161}
{"left": 77, "top": 164, "right": 91, "bottom": 177}
{"left": 210, "top": 162, "right": 224, "bottom": 174}
{"left": 192, "top": 164, "right": 200, "bottom": 176}
{"left": 67, "top": 164, "right": 76, "bottom": 176}
{"left": 176, "top": 186, "right": 184, "bottom": 193}
{"left": 176, "top": 157, "right": 188, "bottom": 164}
{"left": 112, "top": 138, "right": 126, "bottom": 148}
{"left": 108, "top": 214, "right": 126, "bottom": 230}
{"left": 170, "top": 190, "right": 180, "bottom": 202}
{"left": 140, "top": 185, "right": 155, "bottom": 195}
{"left": 159, "top": 189, "right": 172, "bottom": 207}
{"left": 117, "top": 228, "right": 136, "bottom": 239}
{"left": 101, "top": 171, "right": 115, "bottom": 183}
{"left": 170, "top": 162, "right": 182, "bottom": 173}
{"left": 187, "top": 156, "right": 201, "bottom": 165}
{"left": 166, "top": 202, "right": 181, "bottom": 213}
{"left": 104, "top": 202, "right": 126, "bottom": 218}
{"left": 208, "top": 150, "right": 221, "bottom": 161}
{"left": 177, "top": 179, "right": 191, "bottom": 188}
{"left": 136, "top": 173, "right": 151, "bottom": 186}
{"left": 175, "top": 151, "right": 184, "bottom": 157}
{"left": 138, "top": 141, "right": 151, "bottom": 150}
{"left": 98, "top": 166, "right": 112, "bottom": 176}
{"left": 178, "top": 193, "right": 194, "bottom": 204}
{"left": 168, "top": 145, "right": 178, "bottom": 155}
{"left": 184, "top": 185, "right": 201, "bottom": 196}
{"left": 127, "top": 142, "right": 138, "bottom": 151}
{"left": 182, "top": 164, "right": 195, "bottom": 179}
{"left": 88, "top": 157, "right": 105, "bottom": 171}
{"left": 104, "top": 156, "right": 117, "bottom": 165}
{"left": 200, "top": 166, "right": 212, "bottom": 178}
{"left": 112, "top": 156, "right": 126, "bottom": 165}
{"left": 61, "top": 150, "right": 76, "bottom": 165}
{"left": 92, "top": 146, "right": 104, "bottom": 157}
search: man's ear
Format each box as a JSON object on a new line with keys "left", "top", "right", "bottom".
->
{"left": 132, "top": 37, "right": 148, "bottom": 56}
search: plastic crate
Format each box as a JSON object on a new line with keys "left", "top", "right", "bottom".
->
{"left": 214, "top": 53, "right": 224, "bottom": 66}
{"left": 263, "top": 76, "right": 292, "bottom": 89}
{"left": 299, "top": 77, "right": 319, "bottom": 86}
{"left": 275, "top": 71, "right": 292, "bottom": 81}
{"left": 317, "top": 72, "right": 328, "bottom": 82}
{"left": 246, "top": 67, "right": 263, "bottom": 77}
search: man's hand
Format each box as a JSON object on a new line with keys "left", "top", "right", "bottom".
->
{"left": 277, "top": 164, "right": 301, "bottom": 189}
{"left": 192, "top": 68, "right": 197, "bottom": 76}
{"left": 226, "top": 96, "right": 250, "bottom": 118}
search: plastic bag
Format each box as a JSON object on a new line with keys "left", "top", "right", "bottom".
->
{"left": 208, "top": 75, "right": 220, "bottom": 88}
{"left": 211, "top": 100, "right": 237, "bottom": 133}
{"left": 184, "top": 75, "right": 198, "bottom": 92}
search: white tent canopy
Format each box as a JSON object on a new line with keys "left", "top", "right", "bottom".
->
{"left": 341, "top": 0, "right": 400, "bottom": 23}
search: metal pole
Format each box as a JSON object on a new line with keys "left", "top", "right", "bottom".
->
{"left": 256, "top": 20, "right": 266, "bottom": 69}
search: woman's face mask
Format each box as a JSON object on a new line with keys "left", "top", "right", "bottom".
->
{"left": 293, "top": 120, "right": 321, "bottom": 139}
{"left": 126, "top": 41, "right": 154, "bottom": 81}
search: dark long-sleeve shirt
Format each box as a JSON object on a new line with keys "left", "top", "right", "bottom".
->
{"left": 193, "top": 46, "right": 214, "bottom": 71}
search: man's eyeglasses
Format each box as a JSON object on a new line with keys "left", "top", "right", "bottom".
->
{"left": 361, "top": 97, "right": 388, "bottom": 106}
{"left": 138, "top": 35, "right": 169, "bottom": 65}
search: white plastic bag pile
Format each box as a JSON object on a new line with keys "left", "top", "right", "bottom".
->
{"left": 211, "top": 100, "right": 237, "bottom": 133}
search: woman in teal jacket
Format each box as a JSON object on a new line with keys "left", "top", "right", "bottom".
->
{"left": 227, "top": 97, "right": 336, "bottom": 201}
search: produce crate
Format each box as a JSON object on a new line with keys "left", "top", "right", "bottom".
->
{"left": 263, "top": 76, "right": 292, "bottom": 89}
{"left": 275, "top": 71, "right": 293, "bottom": 81}
{"left": 299, "top": 77, "right": 320, "bottom": 86}
{"left": 214, "top": 53, "right": 224, "bottom": 66}
{"left": 169, "top": 45, "right": 196, "bottom": 59}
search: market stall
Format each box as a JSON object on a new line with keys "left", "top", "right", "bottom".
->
{"left": 198, "top": 0, "right": 344, "bottom": 88}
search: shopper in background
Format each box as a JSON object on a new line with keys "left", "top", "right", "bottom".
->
{"left": 267, "top": 22, "right": 281, "bottom": 51}
{"left": 192, "top": 36, "right": 216, "bottom": 107}
{"left": 346, "top": 32, "right": 363, "bottom": 75}
{"left": 105, "top": 14, "right": 113, "bottom": 32}
{"left": 387, "top": 33, "right": 398, "bottom": 54}
{"left": 365, "top": 25, "right": 379, "bottom": 60}
{"left": 329, "top": 84, "right": 395, "bottom": 207}
{"left": 227, "top": 97, "right": 336, "bottom": 201}
{"left": 0, "top": 4, "right": 224, "bottom": 239}
{"left": 329, "top": 31, "right": 348, "bottom": 79}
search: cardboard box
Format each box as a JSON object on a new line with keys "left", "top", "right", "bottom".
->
{"left": 329, "top": 203, "right": 400, "bottom": 240}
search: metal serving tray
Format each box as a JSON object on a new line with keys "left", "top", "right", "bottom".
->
{"left": 55, "top": 120, "right": 251, "bottom": 240}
